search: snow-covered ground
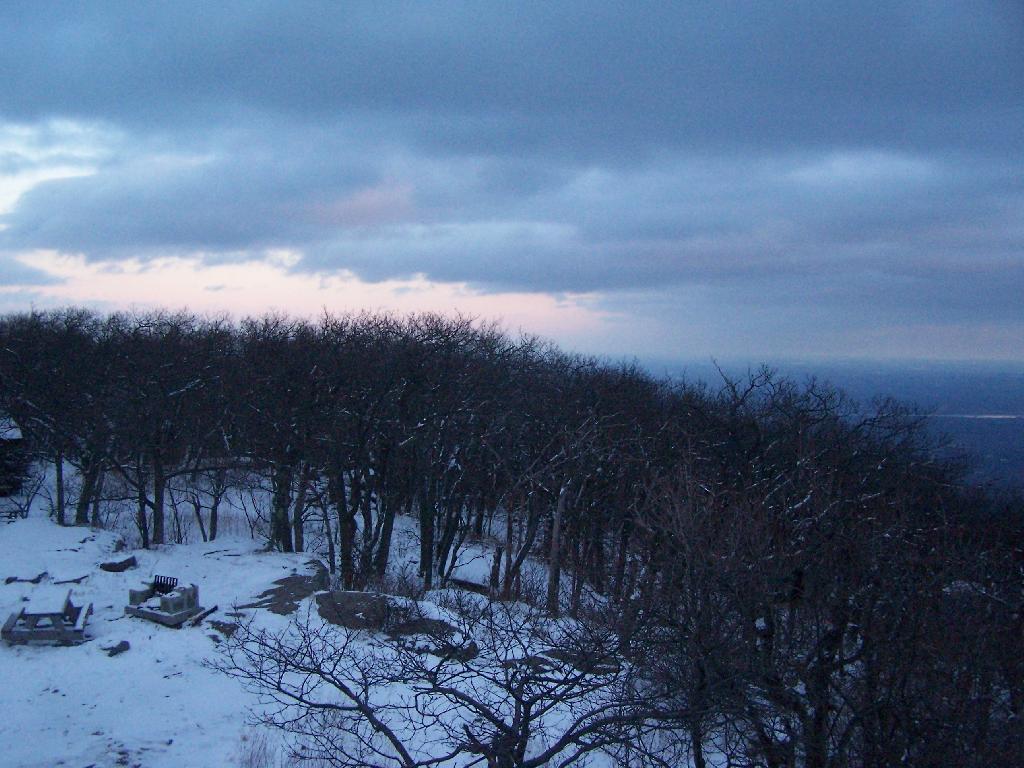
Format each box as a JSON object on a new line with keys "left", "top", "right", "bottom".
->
{"left": 0, "top": 500, "right": 665, "bottom": 768}
{"left": 0, "top": 514, "right": 311, "bottom": 768}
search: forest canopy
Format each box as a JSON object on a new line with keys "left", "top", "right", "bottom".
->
{"left": 1, "top": 307, "right": 1020, "bottom": 766}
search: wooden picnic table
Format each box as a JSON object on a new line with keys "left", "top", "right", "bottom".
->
{"left": 2, "top": 588, "right": 92, "bottom": 645}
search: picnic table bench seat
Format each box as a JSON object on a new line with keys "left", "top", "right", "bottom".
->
{"left": 73, "top": 602, "right": 91, "bottom": 632}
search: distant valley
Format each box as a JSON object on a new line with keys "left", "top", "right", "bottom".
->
{"left": 652, "top": 359, "right": 1024, "bottom": 489}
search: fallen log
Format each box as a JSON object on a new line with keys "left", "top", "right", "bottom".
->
{"left": 4, "top": 571, "right": 48, "bottom": 585}
{"left": 54, "top": 575, "right": 89, "bottom": 585}
{"left": 188, "top": 605, "right": 218, "bottom": 627}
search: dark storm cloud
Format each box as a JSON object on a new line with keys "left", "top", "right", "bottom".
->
{"left": 2, "top": 2, "right": 1020, "bottom": 151}
{"left": 1, "top": 3, "right": 1019, "bottom": 193}
{"left": 0, "top": 1, "right": 1021, "bottom": 357}
{"left": 2, "top": 124, "right": 384, "bottom": 255}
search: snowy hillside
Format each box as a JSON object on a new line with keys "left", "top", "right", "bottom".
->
{"left": 0, "top": 511, "right": 640, "bottom": 768}
{"left": 0, "top": 515, "right": 314, "bottom": 768}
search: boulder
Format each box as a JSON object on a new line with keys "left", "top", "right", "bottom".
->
{"left": 99, "top": 556, "right": 137, "bottom": 573}
{"left": 103, "top": 640, "right": 130, "bottom": 657}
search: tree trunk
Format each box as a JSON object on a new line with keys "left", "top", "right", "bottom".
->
{"left": 588, "top": 523, "right": 606, "bottom": 592}
{"left": 171, "top": 493, "right": 184, "bottom": 544}
{"left": 54, "top": 449, "right": 65, "bottom": 526}
{"left": 136, "top": 463, "right": 150, "bottom": 549}
{"left": 271, "top": 463, "right": 294, "bottom": 552}
{"left": 75, "top": 460, "right": 98, "bottom": 526}
{"left": 489, "top": 546, "right": 503, "bottom": 597}
{"left": 435, "top": 495, "right": 464, "bottom": 583}
{"left": 505, "top": 495, "right": 542, "bottom": 600}
{"left": 191, "top": 493, "right": 208, "bottom": 542}
{"left": 569, "top": 540, "right": 584, "bottom": 617}
{"left": 292, "top": 463, "right": 311, "bottom": 553}
{"left": 612, "top": 519, "right": 631, "bottom": 601}
{"left": 690, "top": 720, "right": 708, "bottom": 768}
{"left": 151, "top": 454, "right": 165, "bottom": 545}
{"left": 546, "top": 483, "right": 568, "bottom": 616}
{"left": 473, "top": 501, "right": 486, "bottom": 537}
{"left": 804, "top": 669, "right": 831, "bottom": 768}
{"left": 358, "top": 473, "right": 375, "bottom": 586}
{"left": 322, "top": 496, "right": 336, "bottom": 575}
{"left": 209, "top": 495, "right": 219, "bottom": 541}
{"left": 372, "top": 494, "right": 400, "bottom": 577}
{"left": 442, "top": 512, "right": 471, "bottom": 585}
{"left": 209, "top": 468, "right": 226, "bottom": 541}
{"left": 419, "top": 479, "right": 435, "bottom": 590}
{"left": 333, "top": 471, "right": 355, "bottom": 589}
{"left": 90, "top": 471, "right": 105, "bottom": 528}
{"left": 502, "top": 502, "right": 514, "bottom": 600}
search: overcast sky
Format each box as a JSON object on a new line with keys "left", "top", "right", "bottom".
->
{"left": 1, "top": 2, "right": 1021, "bottom": 362}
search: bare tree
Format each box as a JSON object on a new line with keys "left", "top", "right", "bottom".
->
{"left": 216, "top": 589, "right": 691, "bottom": 768}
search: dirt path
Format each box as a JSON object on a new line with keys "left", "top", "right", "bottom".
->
{"left": 236, "top": 559, "right": 329, "bottom": 615}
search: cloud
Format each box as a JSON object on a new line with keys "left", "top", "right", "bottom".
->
{"left": 13, "top": 250, "right": 613, "bottom": 347}
{"left": 2, "top": 2, "right": 1019, "bottom": 151}
{"left": 0, "top": 250, "right": 58, "bottom": 285}
{"left": 0, "top": 2, "right": 1020, "bottom": 360}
